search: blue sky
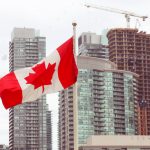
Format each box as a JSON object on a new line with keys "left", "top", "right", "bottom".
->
{"left": 0, "top": 0, "right": 150, "bottom": 149}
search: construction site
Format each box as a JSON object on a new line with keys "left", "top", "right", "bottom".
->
{"left": 86, "top": 4, "right": 150, "bottom": 135}
{"left": 108, "top": 28, "right": 150, "bottom": 135}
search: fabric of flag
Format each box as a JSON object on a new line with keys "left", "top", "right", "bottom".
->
{"left": 0, "top": 37, "right": 78, "bottom": 109}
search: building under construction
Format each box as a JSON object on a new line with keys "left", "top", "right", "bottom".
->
{"left": 107, "top": 28, "right": 150, "bottom": 135}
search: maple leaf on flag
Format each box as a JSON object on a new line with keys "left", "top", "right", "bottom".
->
{"left": 25, "top": 62, "right": 56, "bottom": 92}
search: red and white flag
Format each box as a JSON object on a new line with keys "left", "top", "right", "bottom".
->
{"left": 0, "top": 37, "right": 78, "bottom": 109}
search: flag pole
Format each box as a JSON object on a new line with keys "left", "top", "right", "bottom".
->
{"left": 72, "top": 22, "right": 78, "bottom": 150}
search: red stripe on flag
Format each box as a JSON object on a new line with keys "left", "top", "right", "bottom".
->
{"left": 57, "top": 37, "right": 78, "bottom": 89}
{"left": 0, "top": 72, "right": 22, "bottom": 109}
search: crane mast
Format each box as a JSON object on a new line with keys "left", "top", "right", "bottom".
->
{"left": 85, "top": 4, "right": 148, "bottom": 28}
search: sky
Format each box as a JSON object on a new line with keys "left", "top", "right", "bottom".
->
{"left": 0, "top": 0, "right": 150, "bottom": 149}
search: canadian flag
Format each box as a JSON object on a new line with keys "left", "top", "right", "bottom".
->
{"left": 0, "top": 37, "right": 78, "bottom": 109}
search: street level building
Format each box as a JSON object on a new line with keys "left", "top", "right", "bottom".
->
{"left": 79, "top": 135, "right": 150, "bottom": 150}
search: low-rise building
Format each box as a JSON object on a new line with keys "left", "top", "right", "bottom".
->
{"left": 79, "top": 135, "right": 150, "bottom": 150}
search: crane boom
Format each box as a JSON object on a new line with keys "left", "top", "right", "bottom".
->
{"left": 85, "top": 3, "right": 148, "bottom": 28}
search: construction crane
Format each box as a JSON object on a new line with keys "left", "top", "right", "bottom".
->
{"left": 85, "top": 3, "right": 148, "bottom": 28}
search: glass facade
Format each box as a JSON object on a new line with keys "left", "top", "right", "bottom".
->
{"left": 78, "top": 69, "right": 94, "bottom": 144}
{"left": 107, "top": 28, "right": 150, "bottom": 135}
{"left": 59, "top": 56, "right": 138, "bottom": 150}
{"left": 124, "top": 74, "right": 137, "bottom": 134}
{"left": 77, "top": 69, "right": 138, "bottom": 144}
{"left": 98, "top": 72, "right": 114, "bottom": 134}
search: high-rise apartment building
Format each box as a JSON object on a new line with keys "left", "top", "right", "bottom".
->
{"left": 46, "top": 110, "right": 52, "bottom": 150}
{"left": 107, "top": 28, "right": 150, "bottom": 135}
{"left": 9, "top": 28, "right": 50, "bottom": 150}
{"left": 78, "top": 32, "right": 109, "bottom": 59}
{"left": 58, "top": 56, "right": 139, "bottom": 150}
